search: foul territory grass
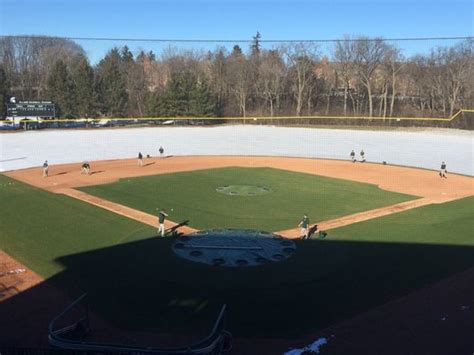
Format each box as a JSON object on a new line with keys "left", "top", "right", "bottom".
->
{"left": 79, "top": 167, "right": 416, "bottom": 231}
{"left": 0, "top": 174, "right": 154, "bottom": 279}
{"left": 1, "top": 174, "right": 473, "bottom": 338}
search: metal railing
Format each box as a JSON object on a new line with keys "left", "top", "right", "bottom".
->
{"left": 47, "top": 294, "right": 232, "bottom": 354}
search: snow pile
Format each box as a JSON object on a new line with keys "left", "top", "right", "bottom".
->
{"left": 284, "top": 337, "right": 328, "bottom": 354}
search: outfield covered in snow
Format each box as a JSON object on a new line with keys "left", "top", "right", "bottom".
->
{"left": 1, "top": 125, "right": 472, "bottom": 175}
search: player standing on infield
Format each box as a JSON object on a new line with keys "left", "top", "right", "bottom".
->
{"left": 440, "top": 161, "right": 448, "bottom": 178}
{"left": 42, "top": 160, "right": 49, "bottom": 177}
{"left": 157, "top": 209, "right": 169, "bottom": 237}
{"left": 298, "top": 214, "right": 310, "bottom": 239}
{"left": 350, "top": 150, "right": 356, "bottom": 162}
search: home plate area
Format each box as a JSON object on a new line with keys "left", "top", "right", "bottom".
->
{"left": 172, "top": 229, "right": 296, "bottom": 267}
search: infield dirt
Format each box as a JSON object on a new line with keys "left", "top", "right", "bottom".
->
{"left": 5, "top": 156, "right": 473, "bottom": 236}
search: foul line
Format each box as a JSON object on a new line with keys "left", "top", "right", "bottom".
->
{"left": 277, "top": 198, "right": 434, "bottom": 239}
{"left": 58, "top": 188, "right": 197, "bottom": 235}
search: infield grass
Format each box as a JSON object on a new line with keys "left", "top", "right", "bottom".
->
{"left": 1, "top": 174, "right": 473, "bottom": 338}
{"left": 79, "top": 167, "right": 416, "bottom": 231}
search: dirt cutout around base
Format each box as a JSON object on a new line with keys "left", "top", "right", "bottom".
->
{"left": 0, "top": 250, "right": 44, "bottom": 302}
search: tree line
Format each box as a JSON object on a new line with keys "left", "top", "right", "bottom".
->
{"left": 0, "top": 34, "right": 472, "bottom": 119}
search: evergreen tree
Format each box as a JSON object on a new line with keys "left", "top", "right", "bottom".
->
{"left": 158, "top": 71, "right": 195, "bottom": 116}
{"left": 251, "top": 31, "right": 262, "bottom": 55}
{"left": 72, "top": 57, "right": 96, "bottom": 117}
{"left": 147, "top": 91, "right": 161, "bottom": 117}
{"left": 149, "top": 71, "right": 216, "bottom": 117}
{"left": 96, "top": 49, "right": 128, "bottom": 117}
{"left": 232, "top": 45, "right": 243, "bottom": 56}
{"left": 0, "top": 66, "right": 9, "bottom": 119}
{"left": 190, "top": 77, "right": 217, "bottom": 116}
{"left": 47, "top": 60, "right": 76, "bottom": 118}
{"left": 147, "top": 50, "right": 156, "bottom": 61}
{"left": 120, "top": 46, "right": 134, "bottom": 64}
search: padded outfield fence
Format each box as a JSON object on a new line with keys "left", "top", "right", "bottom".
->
{"left": 1, "top": 109, "right": 473, "bottom": 131}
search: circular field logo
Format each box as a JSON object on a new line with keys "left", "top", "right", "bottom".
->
{"left": 216, "top": 185, "right": 271, "bottom": 196}
{"left": 172, "top": 229, "right": 296, "bottom": 267}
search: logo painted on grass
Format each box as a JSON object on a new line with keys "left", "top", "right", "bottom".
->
{"left": 215, "top": 185, "right": 272, "bottom": 196}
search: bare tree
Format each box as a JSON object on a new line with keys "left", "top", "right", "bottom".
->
{"left": 226, "top": 47, "right": 253, "bottom": 117}
{"left": 283, "top": 43, "right": 319, "bottom": 116}
{"left": 441, "top": 41, "right": 472, "bottom": 116}
{"left": 386, "top": 47, "right": 404, "bottom": 117}
{"left": 352, "top": 37, "right": 387, "bottom": 117}
{"left": 406, "top": 57, "right": 432, "bottom": 115}
{"left": 208, "top": 48, "right": 228, "bottom": 115}
{"left": 0, "top": 36, "right": 84, "bottom": 100}
{"left": 257, "top": 49, "right": 286, "bottom": 116}
{"left": 333, "top": 37, "right": 356, "bottom": 116}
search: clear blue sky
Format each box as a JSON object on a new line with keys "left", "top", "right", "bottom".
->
{"left": 1, "top": 0, "right": 472, "bottom": 63}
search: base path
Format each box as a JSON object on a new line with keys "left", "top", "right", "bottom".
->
{"left": 59, "top": 188, "right": 197, "bottom": 235}
{"left": 278, "top": 197, "right": 434, "bottom": 238}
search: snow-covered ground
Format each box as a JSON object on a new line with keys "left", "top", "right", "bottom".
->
{"left": 1, "top": 125, "right": 473, "bottom": 175}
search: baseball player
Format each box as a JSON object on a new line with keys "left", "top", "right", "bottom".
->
{"left": 298, "top": 214, "right": 310, "bottom": 239}
{"left": 42, "top": 160, "right": 49, "bottom": 177}
{"left": 439, "top": 161, "right": 447, "bottom": 178}
{"left": 138, "top": 152, "right": 143, "bottom": 166}
{"left": 159, "top": 146, "right": 164, "bottom": 158}
{"left": 350, "top": 150, "right": 356, "bottom": 162}
{"left": 360, "top": 149, "right": 366, "bottom": 162}
{"left": 157, "top": 209, "right": 169, "bottom": 237}
{"left": 81, "top": 162, "right": 90, "bottom": 175}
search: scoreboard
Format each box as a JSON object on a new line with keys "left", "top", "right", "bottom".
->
{"left": 7, "top": 101, "right": 56, "bottom": 118}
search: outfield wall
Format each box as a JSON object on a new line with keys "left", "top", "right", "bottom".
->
{"left": 1, "top": 126, "right": 472, "bottom": 175}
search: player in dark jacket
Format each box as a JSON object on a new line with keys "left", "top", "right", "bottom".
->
{"left": 42, "top": 161, "right": 49, "bottom": 177}
{"left": 439, "top": 161, "right": 447, "bottom": 178}
{"left": 350, "top": 150, "right": 356, "bottom": 162}
{"left": 298, "top": 214, "right": 310, "bottom": 239}
{"left": 157, "top": 209, "right": 169, "bottom": 237}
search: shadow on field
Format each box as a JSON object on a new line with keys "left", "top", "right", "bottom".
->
{"left": 1, "top": 237, "right": 473, "bottom": 348}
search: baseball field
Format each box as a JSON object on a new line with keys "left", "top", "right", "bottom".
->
{"left": 1, "top": 128, "right": 474, "bottom": 353}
